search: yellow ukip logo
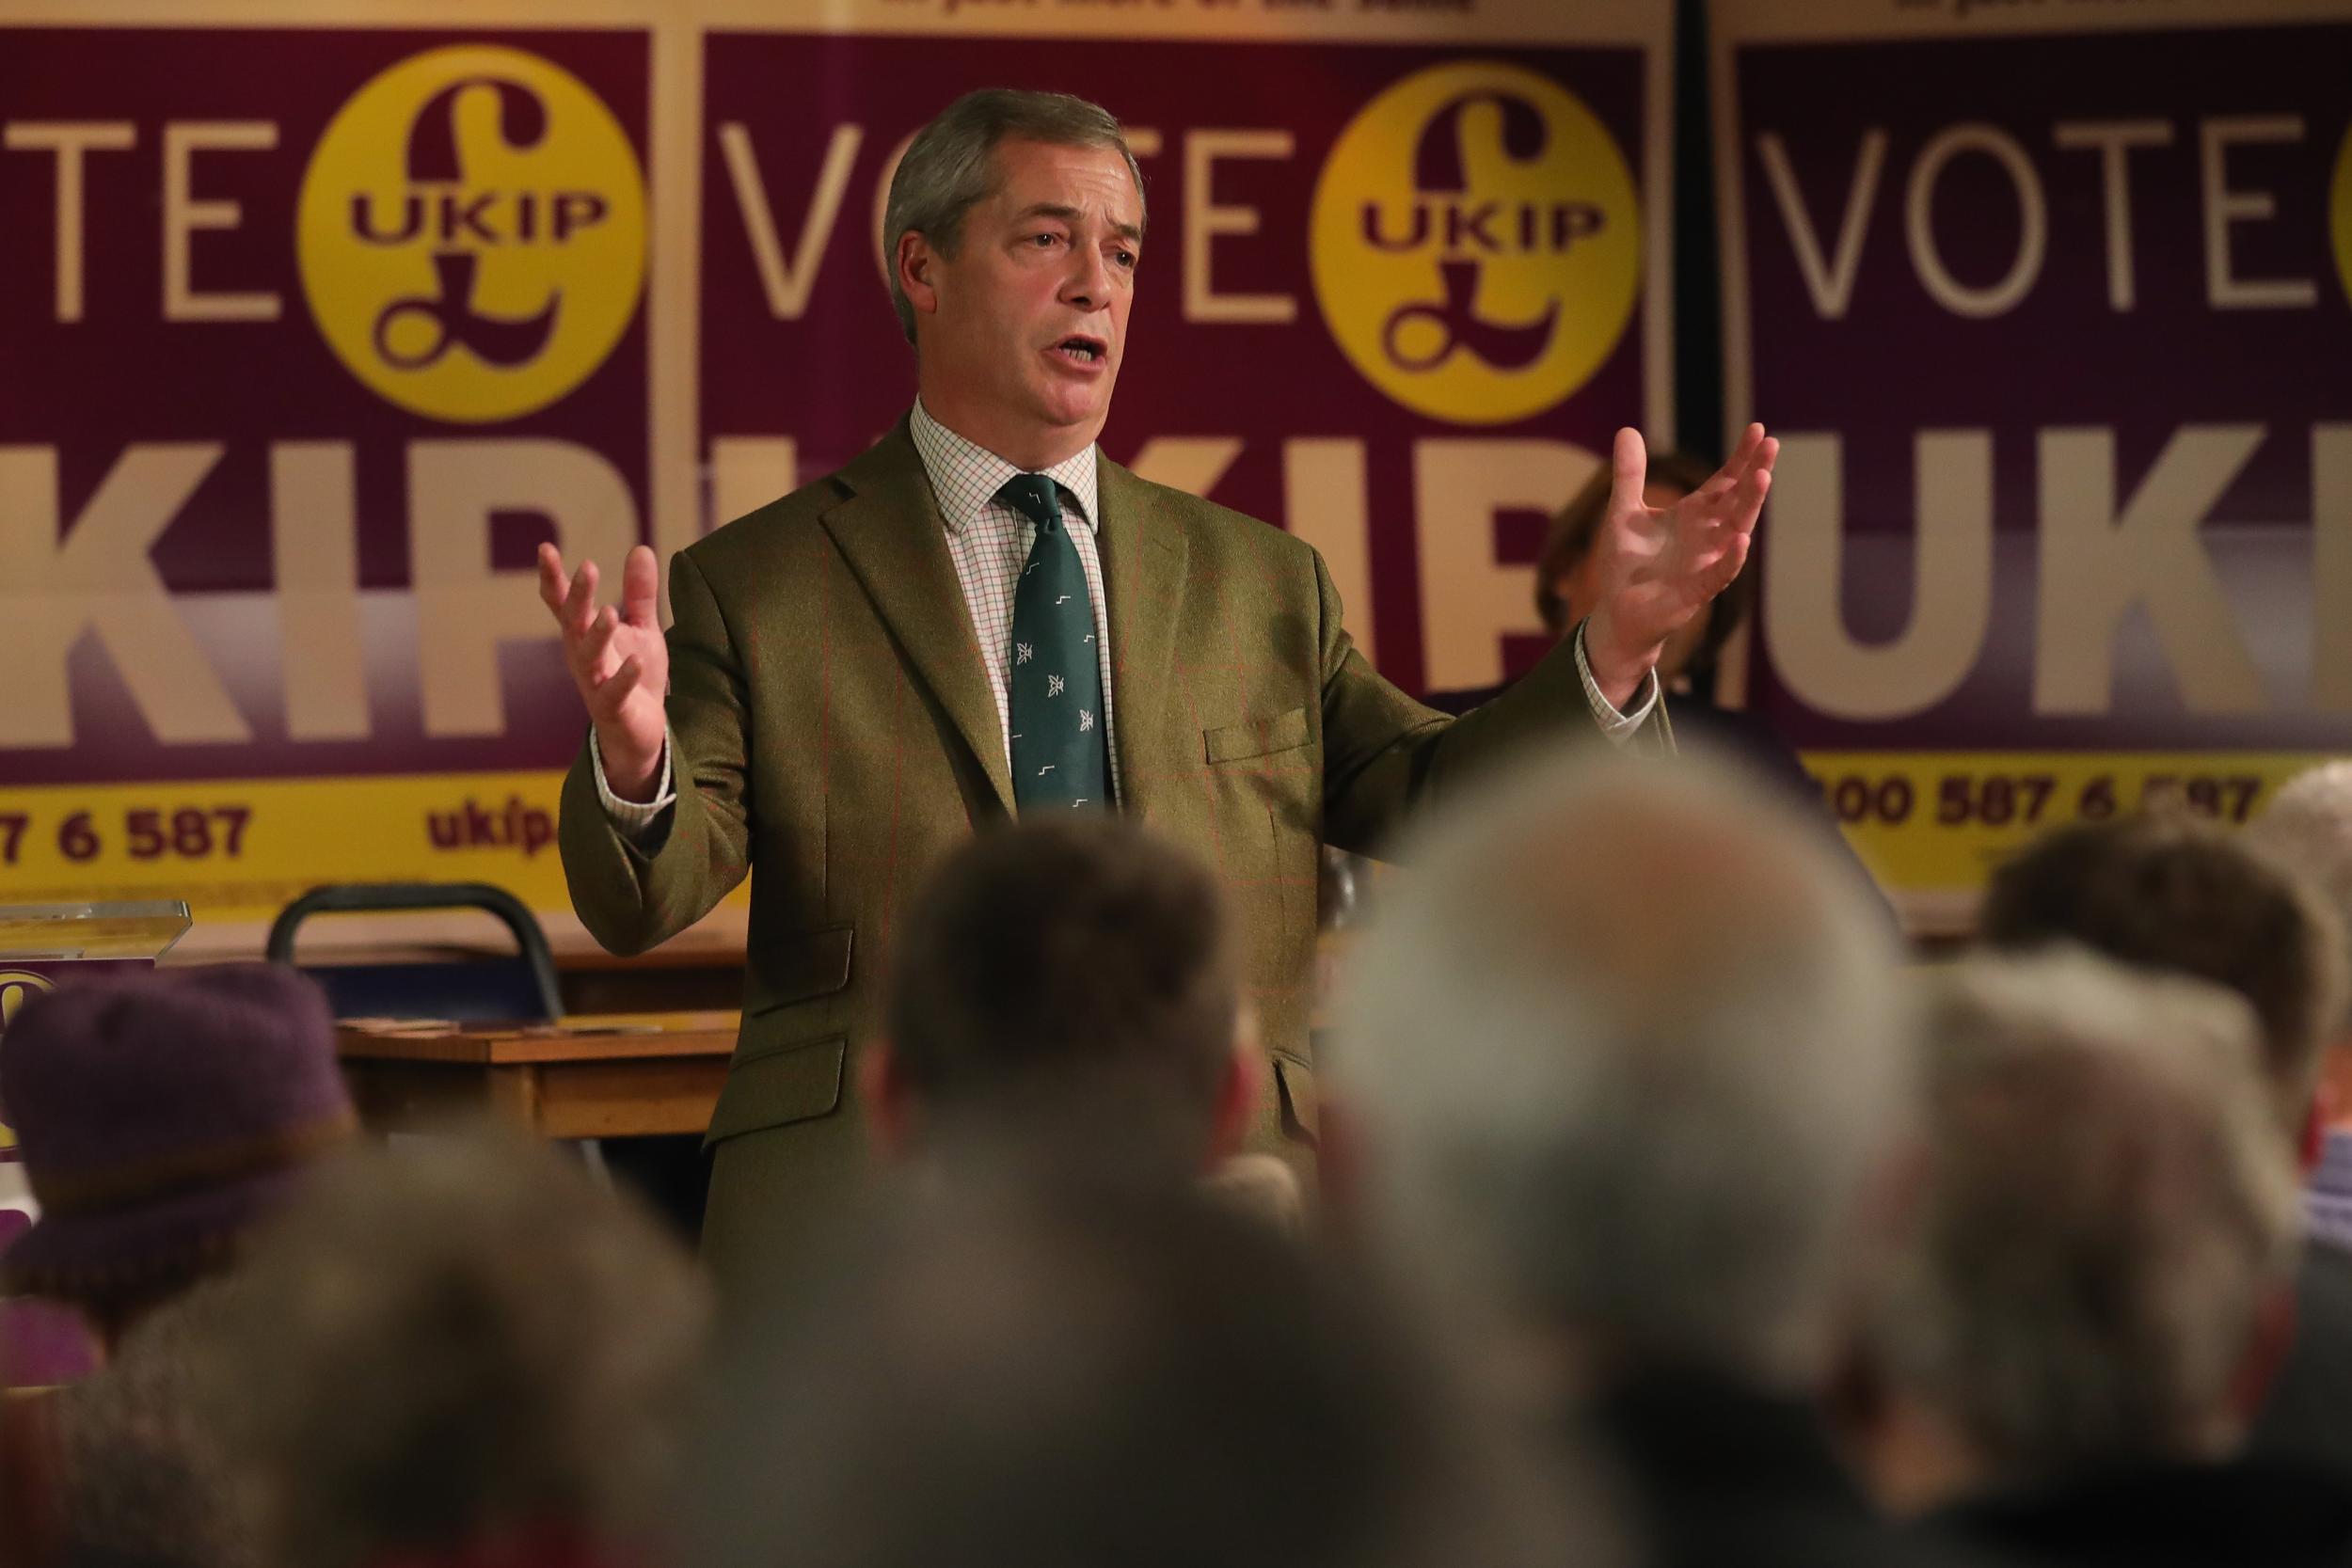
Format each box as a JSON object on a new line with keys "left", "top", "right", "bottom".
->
{"left": 296, "top": 45, "right": 646, "bottom": 424}
{"left": 1310, "top": 62, "right": 1640, "bottom": 426}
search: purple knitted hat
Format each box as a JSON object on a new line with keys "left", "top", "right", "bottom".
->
{"left": 0, "top": 963, "right": 356, "bottom": 1304}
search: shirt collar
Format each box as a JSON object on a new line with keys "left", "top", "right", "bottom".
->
{"left": 909, "top": 398, "right": 1100, "bottom": 536}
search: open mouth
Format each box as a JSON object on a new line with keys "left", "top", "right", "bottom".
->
{"left": 1052, "top": 335, "right": 1107, "bottom": 365}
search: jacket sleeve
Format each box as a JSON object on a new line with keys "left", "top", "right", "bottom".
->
{"left": 558, "top": 548, "right": 754, "bottom": 955}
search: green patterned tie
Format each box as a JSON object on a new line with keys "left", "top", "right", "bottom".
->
{"left": 1000, "top": 474, "right": 1111, "bottom": 812}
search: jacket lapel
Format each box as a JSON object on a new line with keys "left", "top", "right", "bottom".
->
{"left": 819, "top": 423, "right": 1015, "bottom": 814}
{"left": 1096, "top": 458, "right": 1189, "bottom": 824}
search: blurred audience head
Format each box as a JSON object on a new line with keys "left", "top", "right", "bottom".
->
{"left": 1336, "top": 744, "right": 1913, "bottom": 1400}
{"left": 215, "top": 1127, "right": 709, "bottom": 1568}
{"left": 693, "top": 1168, "right": 1600, "bottom": 1568}
{"left": 1874, "top": 951, "right": 2300, "bottom": 1495}
{"left": 1537, "top": 450, "right": 1743, "bottom": 688}
{"left": 0, "top": 963, "right": 354, "bottom": 1346}
{"left": 1979, "top": 812, "right": 2349, "bottom": 1149}
{"left": 873, "top": 816, "right": 1253, "bottom": 1176}
{"left": 2248, "top": 761, "right": 2352, "bottom": 1029}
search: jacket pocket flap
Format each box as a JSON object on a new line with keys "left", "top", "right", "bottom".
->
{"left": 1273, "top": 1053, "right": 1318, "bottom": 1146}
{"left": 705, "top": 1034, "right": 847, "bottom": 1145}
{"left": 746, "top": 924, "right": 854, "bottom": 1013}
{"left": 1203, "top": 706, "right": 1311, "bottom": 764}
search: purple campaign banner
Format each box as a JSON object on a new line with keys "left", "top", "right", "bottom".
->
{"left": 0, "top": 26, "right": 652, "bottom": 789}
{"left": 1714, "top": 0, "right": 2352, "bottom": 914}
{"left": 1720, "top": 3, "right": 2352, "bottom": 755}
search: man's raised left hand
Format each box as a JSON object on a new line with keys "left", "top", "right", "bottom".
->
{"left": 1583, "top": 422, "right": 1778, "bottom": 709}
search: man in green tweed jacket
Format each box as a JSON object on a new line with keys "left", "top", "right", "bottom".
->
{"left": 541, "top": 88, "right": 1777, "bottom": 1310}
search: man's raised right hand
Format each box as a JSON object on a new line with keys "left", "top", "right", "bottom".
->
{"left": 537, "top": 542, "right": 669, "bottom": 801}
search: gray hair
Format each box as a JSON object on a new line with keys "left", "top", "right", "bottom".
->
{"left": 1335, "top": 744, "right": 1914, "bottom": 1394}
{"left": 214, "top": 1129, "right": 711, "bottom": 1568}
{"left": 883, "top": 88, "right": 1146, "bottom": 343}
{"left": 1879, "top": 950, "right": 2301, "bottom": 1479}
{"left": 2248, "top": 761, "right": 2352, "bottom": 1035}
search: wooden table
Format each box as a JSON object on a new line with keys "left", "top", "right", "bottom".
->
{"left": 336, "top": 1012, "right": 738, "bottom": 1139}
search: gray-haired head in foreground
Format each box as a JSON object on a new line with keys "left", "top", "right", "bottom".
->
{"left": 1336, "top": 742, "right": 1912, "bottom": 1395}
{"left": 882, "top": 88, "right": 1146, "bottom": 343}
{"left": 1879, "top": 950, "right": 2300, "bottom": 1480}
{"left": 2249, "top": 759, "right": 2352, "bottom": 1034}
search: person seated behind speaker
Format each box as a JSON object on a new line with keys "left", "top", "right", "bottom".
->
{"left": 1424, "top": 451, "right": 1899, "bottom": 939}
{"left": 1423, "top": 451, "right": 1793, "bottom": 769}
{"left": 1978, "top": 811, "right": 2352, "bottom": 1483}
{"left": 1865, "top": 951, "right": 2352, "bottom": 1568}
{"left": 861, "top": 816, "right": 1302, "bottom": 1230}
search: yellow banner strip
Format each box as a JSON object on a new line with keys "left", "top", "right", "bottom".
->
{"left": 1800, "top": 751, "right": 2342, "bottom": 895}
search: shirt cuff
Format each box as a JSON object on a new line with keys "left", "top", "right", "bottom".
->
{"left": 1574, "top": 623, "right": 1660, "bottom": 747}
{"left": 591, "top": 725, "right": 675, "bottom": 838}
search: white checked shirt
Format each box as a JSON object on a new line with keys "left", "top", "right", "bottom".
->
{"left": 908, "top": 399, "right": 1123, "bottom": 803}
{"left": 593, "top": 404, "right": 1656, "bottom": 828}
